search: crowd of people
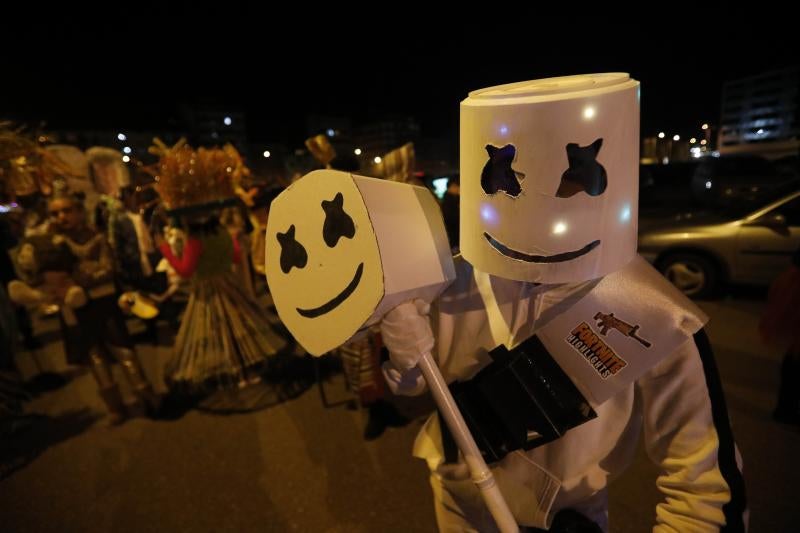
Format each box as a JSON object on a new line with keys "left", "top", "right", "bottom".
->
{"left": 0, "top": 131, "right": 413, "bottom": 440}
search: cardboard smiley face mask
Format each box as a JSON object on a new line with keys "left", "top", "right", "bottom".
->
{"left": 266, "top": 170, "right": 455, "bottom": 356}
{"left": 461, "top": 73, "right": 641, "bottom": 283}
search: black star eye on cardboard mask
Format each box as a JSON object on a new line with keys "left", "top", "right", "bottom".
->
{"left": 461, "top": 73, "right": 641, "bottom": 283}
{"left": 265, "top": 170, "right": 455, "bottom": 355}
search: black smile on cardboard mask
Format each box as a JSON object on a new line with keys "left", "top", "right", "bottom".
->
{"left": 266, "top": 170, "right": 455, "bottom": 355}
{"left": 461, "top": 73, "right": 641, "bottom": 283}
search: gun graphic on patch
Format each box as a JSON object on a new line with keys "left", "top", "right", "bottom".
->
{"left": 593, "top": 312, "right": 652, "bottom": 348}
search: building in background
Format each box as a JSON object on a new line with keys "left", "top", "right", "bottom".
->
{"left": 640, "top": 134, "right": 692, "bottom": 165}
{"left": 718, "top": 66, "right": 799, "bottom": 159}
{"left": 355, "top": 116, "right": 420, "bottom": 164}
{"left": 179, "top": 104, "right": 247, "bottom": 149}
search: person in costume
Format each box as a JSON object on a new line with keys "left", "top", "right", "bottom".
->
{"left": 380, "top": 74, "right": 747, "bottom": 532}
{"left": 0, "top": 122, "right": 74, "bottom": 201}
{"left": 759, "top": 244, "right": 800, "bottom": 426}
{"left": 93, "top": 185, "right": 170, "bottom": 343}
{"left": 150, "top": 139, "right": 286, "bottom": 392}
{"left": 9, "top": 191, "right": 160, "bottom": 424}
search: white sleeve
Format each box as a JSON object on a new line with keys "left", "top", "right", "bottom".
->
{"left": 637, "top": 331, "right": 747, "bottom": 532}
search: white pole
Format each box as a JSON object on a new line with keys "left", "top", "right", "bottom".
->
{"left": 417, "top": 352, "right": 519, "bottom": 533}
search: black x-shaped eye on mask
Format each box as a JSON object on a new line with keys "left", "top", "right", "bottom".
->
{"left": 277, "top": 225, "right": 308, "bottom": 274}
{"left": 481, "top": 144, "right": 524, "bottom": 197}
{"left": 321, "top": 192, "right": 355, "bottom": 247}
{"left": 556, "top": 138, "right": 607, "bottom": 197}
{"left": 480, "top": 139, "right": 608, "bottom": 199}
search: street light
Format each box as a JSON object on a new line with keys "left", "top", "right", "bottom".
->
{"left": 354, "top": 148, "right": 362, "bottom": 155}
{"left": 263, "top": 150, "right": 271, "bottom": 158}
{"left": 701, "top": 123, "right": 712, "bottom": 149}
{"left": 655, "top": 132, "right": 666, "bottom": 163}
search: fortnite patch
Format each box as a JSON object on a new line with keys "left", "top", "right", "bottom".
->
{"left": 565, "top": 322, "right": 627, "bottom": 379}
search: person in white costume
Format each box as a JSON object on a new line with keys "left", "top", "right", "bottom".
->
{"left": 381, "top": 74, "right": 747, "bottom": 532}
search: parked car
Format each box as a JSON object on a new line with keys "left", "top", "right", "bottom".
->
{"left": 689, "top": 154, "right": 791, "bottom": 209}
{"left": 638, "top": 186, "right": 800, "bottom": 298}
{"left": 639, "top": 161, "right": 700, "bottom": 217}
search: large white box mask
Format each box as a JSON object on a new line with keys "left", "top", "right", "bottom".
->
{"left": 265, "top": 170, "right": 455, "bottom": 356}
{"left": 460, "top": 73, "right": 640, "bottom": 283}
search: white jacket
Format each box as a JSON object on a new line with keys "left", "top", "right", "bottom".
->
{"left": 390, "top": 256, "right": 747, "bottom": 532}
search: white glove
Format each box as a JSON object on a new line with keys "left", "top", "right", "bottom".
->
{"left": 381, "top": 364, "right": 427, "bottom": 396}
{"left": 379, "top": 299, "right": 434, "bottom": 371}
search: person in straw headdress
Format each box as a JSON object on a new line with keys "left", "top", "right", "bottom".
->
{"left": 149, "top": 139, "right": 286, "bottom": 394}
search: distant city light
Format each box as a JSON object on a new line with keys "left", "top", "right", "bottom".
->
{"left": 689, "top": 138, "right": 697, "bottom": 144}
{"left": 701, "top": 123, "right": 709, "bottom": 130}
{"left": 122, "top": 146, "right": 132, "bottom": 154}
{"left": 700, "top": 139, "right": 707, "bottom": 145}
{"left": 327, "top": 128, "right": 335, "bottom": 137}
{"left": 582, "top": 106, "right": 596, "bottom": 120}
{"left": 117, "top": 133, "right": 127, "bottom": 141}
{"left": 673, "top": 134, "right": 680, "bottom": 141}
{"left": 658, "top": 132, "right": 665, "bottom": 139}
{"left": 552, "top": 221, "right": 568, "bottom": 235}
{"left": 691, "top": 147, "right": 702, "bottom": 158}
{"left": 354, "top": 148, "right": 362, "bottom": 155}
{"left": 373, "top": 156, "right": 382, "bottom": 164}
{"left": 122, "top": 155, "right": 131, "bottom": 163}
{"left": 223, "top": 116, "right": 232, "bottom": 126}
{"left": 263, "top": 150, "right": 271, "bottom": 158}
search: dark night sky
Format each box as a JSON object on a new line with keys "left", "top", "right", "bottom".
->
{"left": 2, "top": 3, "right": 796, "bottom": 147}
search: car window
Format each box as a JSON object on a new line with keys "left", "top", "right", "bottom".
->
{"left": 639, "top": 163, "right": 698, "bottom": 211}
{"left": 694, "top": 155, "right": 778, "bottom": 181}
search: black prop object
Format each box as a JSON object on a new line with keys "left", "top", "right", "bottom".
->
{"left": 444, "top": 335, "right": 597, "bottom": 463}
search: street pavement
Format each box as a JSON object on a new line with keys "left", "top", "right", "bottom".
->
{"left": 2, "top": 292, "right": 798, "bottom": 532}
